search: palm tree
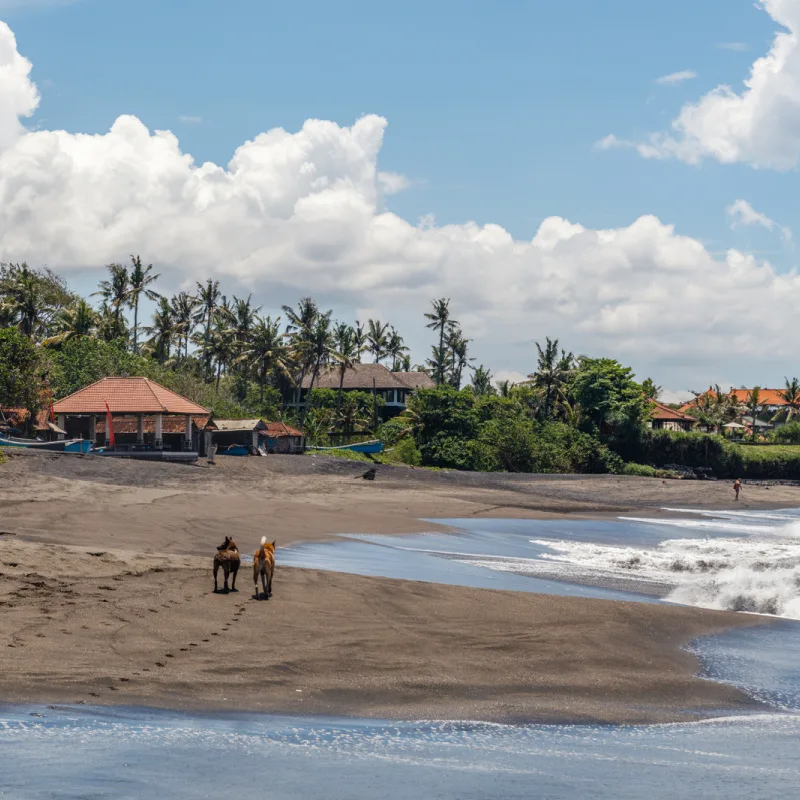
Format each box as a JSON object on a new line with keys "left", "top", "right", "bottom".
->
{"left": 352, "top": 321, "right": 367, "bottom": 362}
{"left": 773, "top": 377, "right": 800, "bottom": 426}
{"left": 282, "top": 297, "right": 319, "bottom": 406}
{"left": 96, "top": 300, "right": 128, "bottom": 342}
{"left": 330, "top": 393, "right": 371, "bottom": 435}
{"left": 304, "top": 310, "right": 337, "bottom": 398}
{"left": 470, "top": 365, "right": 495, "bottom": 396}
{"left": 143, "top": 297, "right": 175, "bottom": 364}
{"left": 335, "top": 325, "right": 361, "bottom": 409}
{"left": 526, "top": 337, "right": 575, "bottom": 420}
{"left": 170, "top": 291, "right": 198, "bottom": 360}
{"left": 367, "top": 319, "right": 390, "bottom": 363}
{"left": 446, "top": 326, "right": 472, "bottom": 388}
{"left": 1, "top": 263, "right": 54, "bottom": 338}
{"left": 92, "top": 263, "right": 129, "bottom": 333}
{"left": 240, "top": 315, "right": 292, "bottom": 402}
{"left": 42, "top": 299, "right": 98, "bottom": 346}
{"left": 386, "top": 327, "right": 409, "bottom": 371}
{"left": 127, "top": 255, "right": 160, "bottom": 354}
{"left": 425, "top": 298, "right": 457, "bottom": 386}
{"left": 497, "top": 379, "right": 514, "bottom": 398}
{"left": 425, "top": 345, "right": 448, "bottom": 384}
{"left": 745, "top": 386, "right": 762, "bottom": 441}
{"left": 194, "top": 280, "right": 221, "bottom": 378}
{"left": 209, "top": 323, "right": 237, "bottom": 391}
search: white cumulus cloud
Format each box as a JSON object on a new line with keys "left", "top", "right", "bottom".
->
{"left": 655, "top": 70, "right": 697, "bottom": 86}
{"left": 727, "top": 199, "right": 792, "bottom": 241}
{"left": 605, "top": 0, "right": 800, "bottom": 169}
{"left": 0, "top": 21, "right": 798, "bottom": 389}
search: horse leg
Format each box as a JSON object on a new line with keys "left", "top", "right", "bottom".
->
{"left": 261, "top": 569, "right": 267, "bottom": 598}
{"left": 267, "top": 568, "right": 273, "bottom": 599}
{"left": 213, "top": 561, "right": 219, "bottom": 593}
{"left": 230, "top": 564, "right": 238, "bottom": 592}
{"left": 223, "top": 562, "right": 230, "bottom": 592}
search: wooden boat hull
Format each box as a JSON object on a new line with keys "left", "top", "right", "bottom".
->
{"left": 0, "top": 435, "right": 92, "bottom": 454}
{"left": 308, "top": 440, "right": 384, "bottom": 454}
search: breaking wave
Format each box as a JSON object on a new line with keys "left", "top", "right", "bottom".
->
{"left": 526, "top": 517, "right": 800, "bottom": 618}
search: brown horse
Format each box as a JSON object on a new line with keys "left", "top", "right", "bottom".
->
{"left": 253, "top": 537, "right": 275, "bottom": 599}
{"left": 213, "top": 536, "right": 241, "bottom": 593}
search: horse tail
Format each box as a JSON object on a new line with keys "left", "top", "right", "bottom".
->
{"left": 260, "top": 536, "right": 267, "bottom": 547}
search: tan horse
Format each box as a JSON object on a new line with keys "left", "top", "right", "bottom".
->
{"left": 253, "top": 537, "right": 275, "bottom": 599}
{"left": 213, "top": 536, "right": 241, "bottom": 593}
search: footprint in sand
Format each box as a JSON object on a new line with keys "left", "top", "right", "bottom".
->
{"left": 179, "top": 647, "right": 188, "bottom": 652}
{"left": 211, "top": 632, "right": 219, "bottom": 636}
{"left": 189, "top": 643, "right": 198, "bottom": 647}
{"left": 202, "top": 639, "right": 209, "bottom": 642}
{"left": 155, "top": 662, "right": 165, "bottom": 668}
{"left": 148, "top": 609, "right": 158, "bottom": 614}
{"left": 165, "top": 654, "right": 174, "bottom": 658}
{"left": 88, "top": 692, "right": 99, "bottom": 697}
{"left": 119, "top": 677, "right": 130, "bottom": 682}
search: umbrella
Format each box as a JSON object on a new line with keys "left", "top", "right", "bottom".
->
{"left": 723, "top": 422, "right": 746, "bottom": 429}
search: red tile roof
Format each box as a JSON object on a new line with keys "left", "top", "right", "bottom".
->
{"left": 680, "top": 388, "right": 790, "bottom": 412}
{"left": 260, "top": 421, "right": 303, "bottom": 438}
{"left": 96, "top": 415, "right": 209, "bottom": 435}
{"left": 53, "top": 377, "right": 208, "bottom": 415}
{"left": 650, "top": 400, "right": 695, "bottom": 422}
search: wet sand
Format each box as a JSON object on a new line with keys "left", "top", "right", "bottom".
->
{"left": 0, "top": 450, "right": 790, "bottom": 722}
{"left": 0, "top": 539, "right": 764, "bottom": 724}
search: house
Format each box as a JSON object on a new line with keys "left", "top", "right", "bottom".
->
{"left": 291, "top": 363, "right": 435, "bottom": 419}
{"left": 204, "top": 419, "right": 267, "bottom": 455}
{"left": 648, "top": 401, "right": 696, "bottom": 432}
{"left": 52, "top": 377, "right": 209, "bottom": 452}
{"left": 96, "top": 415, "right": 209, "bottom": 452}
{"left": 0, "top": 408, "right": 66, "bottom": 440}
{"left": 259, "top": 421, "right": 304, "bottom": 454}
{"left": 680, "top": 388, "right": 789, "bottom": 415}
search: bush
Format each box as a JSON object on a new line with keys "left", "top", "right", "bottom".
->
{"left": 611, "top": 429, "right": 800, "bottom": 479}
{"left": 771, "top": 422, "right": 800, "bottom": 445}
{"left": 622, "top": 463, "right": 665, "bottom": 478}
{"left": 392, "top": 436, "right": 422, "bottom": 466}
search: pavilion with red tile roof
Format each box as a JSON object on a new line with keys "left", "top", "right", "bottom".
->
{"left": 52, "top": 377, "right": 209, "bottom": 450}
{"left": 648, "top": 400, "right": 696, "bottom": 432}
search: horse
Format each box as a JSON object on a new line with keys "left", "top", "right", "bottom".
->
{"left": 213, "top": 536, "right": 241, "bottom": 593}
{"left": 253, "top": 537, "right": 275, "bottom": 600}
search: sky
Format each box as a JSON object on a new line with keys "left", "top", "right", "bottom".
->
{"left": 1, "top": 0, "right": 799, "bottom": 400}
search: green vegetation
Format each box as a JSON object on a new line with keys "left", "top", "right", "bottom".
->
{"left": 4, "top": 257, "right": 800, "bottom": 479}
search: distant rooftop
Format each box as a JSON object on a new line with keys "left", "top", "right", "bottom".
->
{"left": 301, "top": 363, "right": 434, "bottom": 391}
{"left": 53, "top": 377, "right": 209, "bottom": 416}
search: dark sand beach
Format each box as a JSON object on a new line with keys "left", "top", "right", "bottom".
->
{"left": 1, "top": 450, "right": 793, "bottom": 722}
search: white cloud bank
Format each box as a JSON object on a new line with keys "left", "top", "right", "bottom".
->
{"left": 0, "top": 21, "right": 798, "bottom": 389}
{"left": 603, "top": 0, "right": 800, "bottom": 169}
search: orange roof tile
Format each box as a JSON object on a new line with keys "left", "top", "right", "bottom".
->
{"left": 53, "top": 377, "right": 208, "bottom": 415}
{"left": 650, "top": 400, "right": 695, "bottom": 422}
{"left": 680, "top": 388, "right": 791, "bottom": 412}
{"left": 260, "top": 421, "right": 303, "bottom": 438}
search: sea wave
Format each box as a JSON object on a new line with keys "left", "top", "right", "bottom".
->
{"left": 524, "top": 520, "right": 800, "bottom": 618}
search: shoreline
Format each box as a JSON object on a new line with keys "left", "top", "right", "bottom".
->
{"left": 1, "top": 451, "right": 794, "bottom": 725}
{"left": 0, "top": 539, "right": 770, "bottom": 726}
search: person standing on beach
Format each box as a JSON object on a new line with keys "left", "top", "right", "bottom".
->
{"left": 733, "top": 478, "right": 741, "bottom": 501}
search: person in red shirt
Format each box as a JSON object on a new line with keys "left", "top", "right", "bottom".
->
{"left": 733, "top": 478, "right": 742, "bottom": 501}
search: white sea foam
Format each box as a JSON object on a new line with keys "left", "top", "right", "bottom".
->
{"left": 519, "top": 517, "right": 800, "bottom": 618}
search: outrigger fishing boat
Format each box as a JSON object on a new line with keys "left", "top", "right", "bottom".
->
{"left": 0, "top": 433, "right": 92, "bottom": 454}
{"left": 307, "top": 440, "right": 384, "bottom": 455}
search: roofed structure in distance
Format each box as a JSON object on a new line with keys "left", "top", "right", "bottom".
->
{"left": 300, "top": 363, "right": 435, "bottom": 391}
{"left": 206, "top": 419, "right": 266, "bottom": 432}
{"left": 97, "top": 415, "right": 210, "bottom": 435}
{"left": 394, "top": 371, "right": 436, "bottom": 390}
{"left": 680, "top": 388, "right": 790, "bottom": 413}
{"left": 301, "top": 363, "right": 408, "bottom": 391}
{"left": 261, "top": 421, "right": 304, "bottom": 438}
{"left": 53, "top": 377, "right": 208, "bottom": 415}
{"left": 650, "top": 400, "right": 696, "bottom": 422}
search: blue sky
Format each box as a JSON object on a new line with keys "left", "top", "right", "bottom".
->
{"left": 8, "top": 0, "right": 786, "bottom": 247}
{"left": 1, "top": 0, "right": 799, "bottom": 393}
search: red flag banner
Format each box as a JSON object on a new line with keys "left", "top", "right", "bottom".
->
{"left": 104, "top": 400, "right": 116, "bottom": 449}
